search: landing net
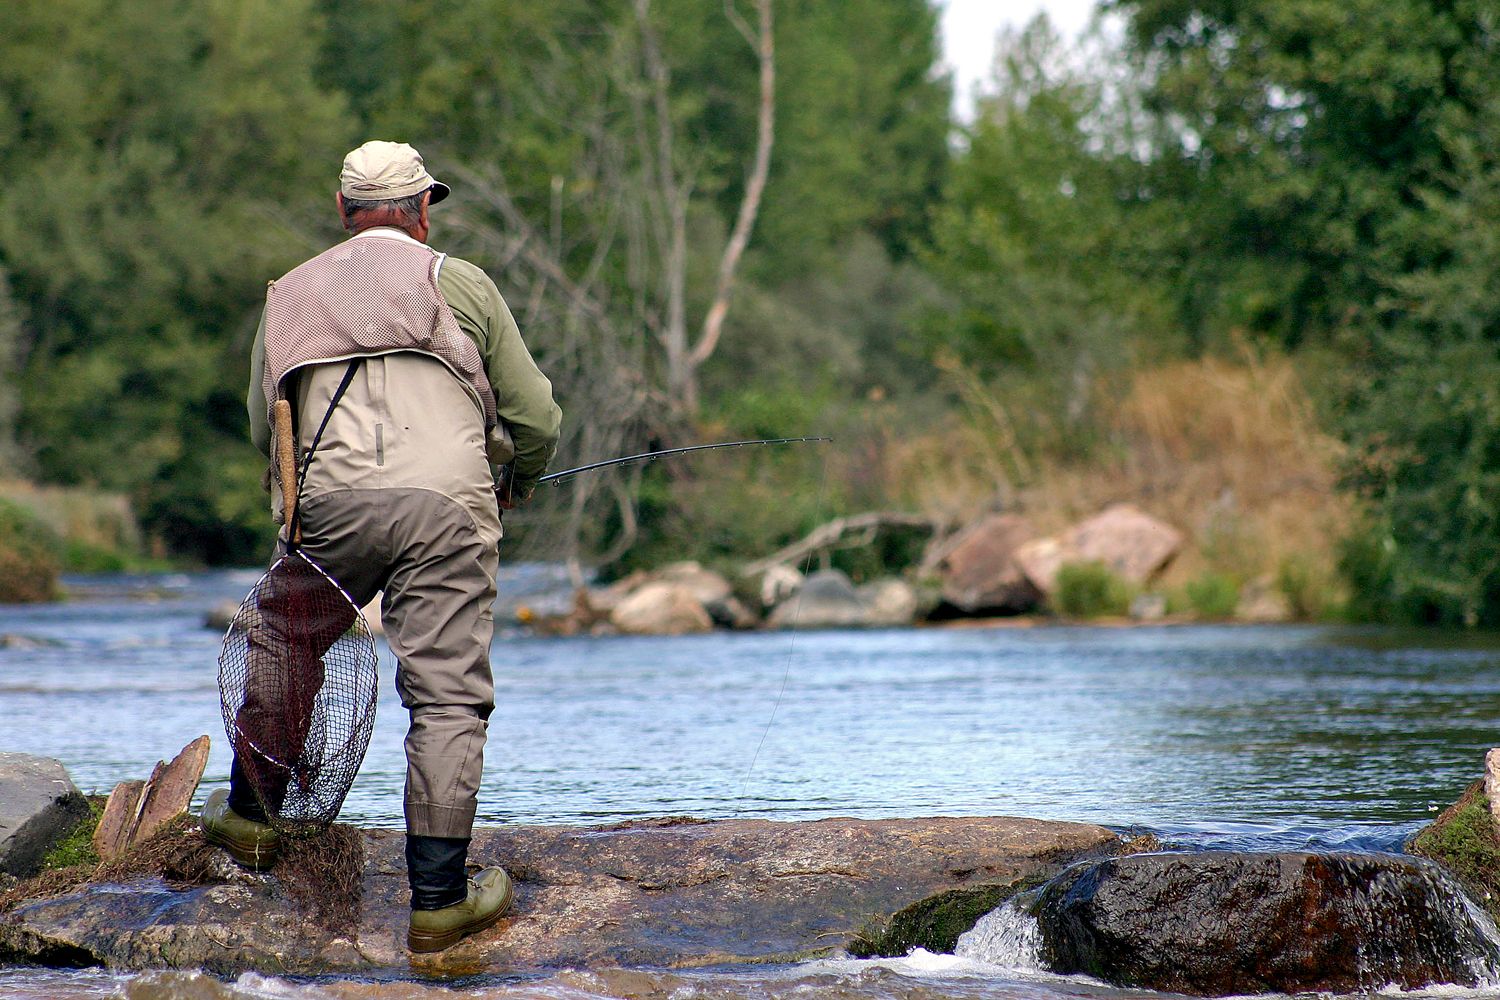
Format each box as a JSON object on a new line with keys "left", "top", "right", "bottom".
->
{"left": 217, "top": 550, "right": 379, "bottom": 834}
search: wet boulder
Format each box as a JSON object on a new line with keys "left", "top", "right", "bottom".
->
{"left": 766, "top": 572, "right": 920, "bottom": 629}
{"left": 766, "top": 570, "right": 916, "bottom": 629}
{"left": 767, "top": 569, "right": 863, "bottom": 628}
{"left": 609, "top": 582, "right": 713, "bottom": 635}
{"left": 0, "top": 754, "right": 89, "bottom": 878}
{"left": 936, "top": 514, "right": 1041, "bottom": 614}
{"left": 1031, "top": 850, "right": 1500, "bottom": 995}
{"left": 1015, "top": 504, "right": 1183, "bottom": 598}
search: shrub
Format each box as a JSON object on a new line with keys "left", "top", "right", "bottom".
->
{"left": 1184, "top": 572, "right": 1240, "bottom": 620}
{"left": 62, "top": 538, "right": 129, "bottom": 574}
{"left": 0, "top": 499, "right": 61, "bottom": 603}
{"left": 1053, "top": 561, "right": 1132, "bottom": 618}
{"left": 1277, "top": 555, "right": 1341, "bottom": 621}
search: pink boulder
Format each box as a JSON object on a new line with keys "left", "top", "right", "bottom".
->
{"left": 1016, "top": 504, "right": 1183, "bottom": 597}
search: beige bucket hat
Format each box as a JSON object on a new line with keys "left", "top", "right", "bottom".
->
{"left": 340, "top": 140, "right": 451, "bottom": 204}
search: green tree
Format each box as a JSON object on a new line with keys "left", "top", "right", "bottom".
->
{"left": 921, "top": 17, "right": 1169, "bottom": 463}
{"left": 1341, "top": 164, "right": 1500, "bottom": 625}
{"left": 0, "top": 0, "right": 349, "bottom": 562}
{"left": 1113, "top": 0, "right": 1500, "bottom": 347}
{"left": 0, "top": 268, "right": 25, "bottom": 473}
{"left": 753, "top": 0, "right": 950, "bottom": 273}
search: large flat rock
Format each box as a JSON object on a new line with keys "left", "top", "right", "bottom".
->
{"left": 0, "top": 814, "right": 1117, "bottom": 975}
{"left": 0, "top": 753, "right": 88, "bottom": 878}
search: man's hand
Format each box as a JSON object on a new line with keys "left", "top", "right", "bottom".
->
{"left": 494, "top": 463, "right": 534, "bottom": 511}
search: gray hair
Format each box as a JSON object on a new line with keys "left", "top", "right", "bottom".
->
{"left": 341, "top": 191, "right": 426, "bottom": 232}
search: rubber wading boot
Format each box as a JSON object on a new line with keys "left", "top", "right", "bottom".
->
{"left": 200, "top": 788, "right": 280, "bottom": 871}
{"left": 407, "top": 867, "right": 515, "bottom": 953}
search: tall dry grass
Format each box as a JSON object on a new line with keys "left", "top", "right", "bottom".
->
{"left": 891, "top": 352, "right": 1352, "bottom": 601}
{"left": 0, "top": 480, "right": 142, "bottom": 554}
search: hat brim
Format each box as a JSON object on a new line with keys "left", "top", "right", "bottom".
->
{"left": 428, "top": 180, "right": 451, "bottom": 205}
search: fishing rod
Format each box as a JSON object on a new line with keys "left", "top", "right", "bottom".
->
{"left": 494, "top": 436, "right": 830, "bottom": 506}
{"left": 539, "top": 436, "right": 832, "bottom": 486}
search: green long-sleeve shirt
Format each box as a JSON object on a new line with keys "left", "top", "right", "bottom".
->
{"left": 247, "top": 231, "right": 561, "bottom": 489}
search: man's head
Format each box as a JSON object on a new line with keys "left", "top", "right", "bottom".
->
{"left": 337, "top": 140, "right": 450, "bottom": 240}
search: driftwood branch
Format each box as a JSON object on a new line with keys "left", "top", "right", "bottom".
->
{"left": 740, "top": 511, "right": 937, "bottom": 577}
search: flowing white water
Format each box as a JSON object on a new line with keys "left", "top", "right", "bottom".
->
{"left": 1447, "top": 874, "right": 1500, "bottom": 988}
{"left": 955, "top": 898, "right": 1045, "bottom": 970}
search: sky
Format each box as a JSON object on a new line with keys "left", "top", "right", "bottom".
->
{"left": 940, "top": 0, "right": 1100, "bottom": 120}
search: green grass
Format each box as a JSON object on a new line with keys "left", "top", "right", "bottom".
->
{"left": 1183, "top": 572, "right": 1240, "bottom": 620}
{"left": 40, "top": 796, "right": 104, "bottom": 871}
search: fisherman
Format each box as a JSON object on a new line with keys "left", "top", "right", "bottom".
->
{"left": 201, "top": 140, "right": 561, "bottom": 953}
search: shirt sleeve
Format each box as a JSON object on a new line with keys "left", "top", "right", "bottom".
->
{"left": 246, "top": 307, "right": 271, "bottom": 458}
{"left": 438, "top": 258, "right": 562, "bottom": 488}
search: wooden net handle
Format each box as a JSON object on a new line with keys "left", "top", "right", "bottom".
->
{"left": 272, "top": 399, "right": 299, "bottom": 541}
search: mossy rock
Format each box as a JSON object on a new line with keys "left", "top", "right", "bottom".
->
{"left": 1409, "top": 778, "right": 1500, "bottom": 921}
{"left": 848, "top": 878, "right": 1038, "bottom": 957}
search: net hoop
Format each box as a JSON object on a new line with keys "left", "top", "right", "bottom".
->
{"left": 217, "top": 550, "right": 380, "bottom": 835}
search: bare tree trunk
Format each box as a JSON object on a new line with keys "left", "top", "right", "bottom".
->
{"left": 740, "top": 512, "right": 938, "bottom": 577}
{"left": 686, "top": 0, "right": 776, "bottom": 413}
{"left": 636, "top": 0, "right": 775, "bottom": 416}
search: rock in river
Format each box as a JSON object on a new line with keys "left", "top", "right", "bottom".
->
{"left": 936, "top": 513, "right": 1041, "bottom": 615}
{"left": 609, "top": 581, "right": 714, "bottom": 635}
{"left": 1015, "top": 504, "right": 1183, "bottom": 598}
{"left": 0, "top": 814, "right": 1116, "bottom": 975}
{"left": 1028, "top": 850, "right": 1500, "bottom": 995}
{"left": 0, "top": 754, "right": 89, "bottom": 878}
{"left": 766, "top": 570, "right": 916, "bottom": 629}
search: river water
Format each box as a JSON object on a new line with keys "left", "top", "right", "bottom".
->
{"left": 4, "top": 569, "right": 1500, "bottom": 999}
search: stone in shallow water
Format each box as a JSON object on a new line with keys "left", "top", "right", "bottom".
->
{"left": 1031, "top": 850, "right": 1500, "bottom": 996}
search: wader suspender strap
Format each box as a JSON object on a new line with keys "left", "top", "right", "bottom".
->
{"left": 286, "top": 359, "right": 362, "bottom": 551}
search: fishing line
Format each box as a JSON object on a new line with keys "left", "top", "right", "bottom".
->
{"left": 735, "top": 455, "right": 832, "bottom": 815}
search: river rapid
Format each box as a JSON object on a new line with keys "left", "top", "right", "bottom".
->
{"left": 4, "top": 568, "right": 1500, "bottom": 999}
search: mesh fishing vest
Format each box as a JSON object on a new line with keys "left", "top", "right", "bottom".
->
{"left": 262, "top": 235, "right": 499, "bottom": 429}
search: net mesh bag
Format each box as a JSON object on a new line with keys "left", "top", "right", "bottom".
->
{"left": 218, "top": 550, "right": 379, "bottom": 834}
